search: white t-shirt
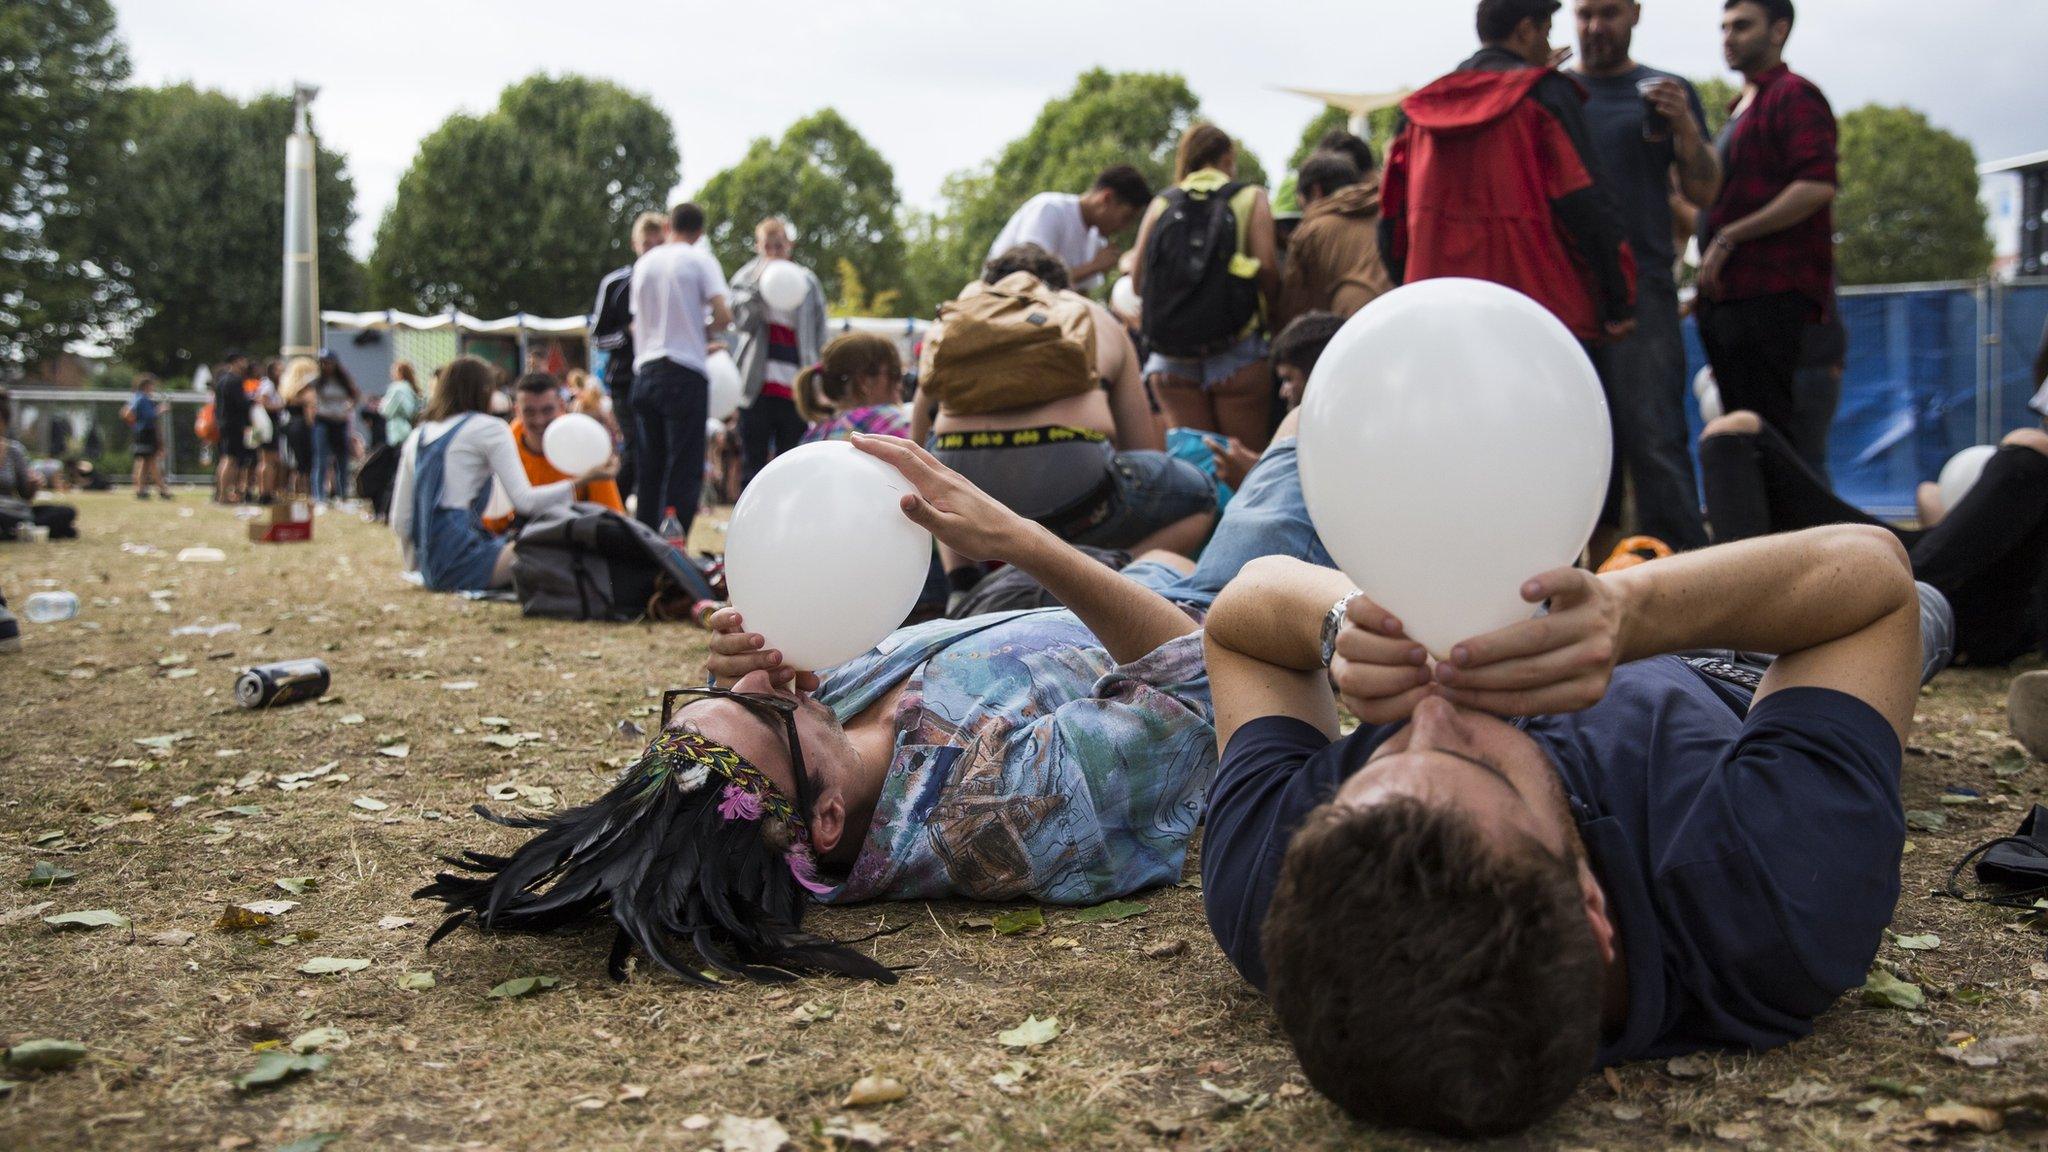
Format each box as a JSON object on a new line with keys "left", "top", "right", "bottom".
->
{"left": 987, "top": 192, "right": 1107, "bottom": 289}
{"left": 631, "top": 241, "right": 729, "bottom": 374}
{"left": 388, "top": 416, "right": 572, "bottom": 565}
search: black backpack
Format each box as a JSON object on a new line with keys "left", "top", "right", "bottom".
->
{"left": 511, "top": 502, "right": 717, "bottom": 622}
{"left": 1140, "top": 181, "right": 1259, "bottom": 357}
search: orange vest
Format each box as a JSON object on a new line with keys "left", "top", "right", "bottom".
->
{"left": 482, "top": 420, "right": 625, "bottom": 534}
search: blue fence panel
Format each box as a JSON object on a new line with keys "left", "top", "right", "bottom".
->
{"left": 1682, "top": 281, "right": 2043, "bottom": 519}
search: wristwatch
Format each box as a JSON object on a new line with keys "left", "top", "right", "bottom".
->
{"left": 1320, "top": 591, "right": 1363, "bottom": 668}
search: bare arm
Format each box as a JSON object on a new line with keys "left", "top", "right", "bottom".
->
{"left": 1245, "top": 189, "right": 1281, "bottom": 309}
{"left": 706, "top": 294, "right": 734, "bottom": 349}
{"left": 1092, "top": 302, "right": 1160, "bottom": 450}
{"left": 852, "top": 434, "right": 1196, "bottom": 666}
{"left": 1127, "top": 199, "right": 1166, "bottom": 297}
{"left": 1649, "top": 79, "right": 1721, "bottom": 208}
{"left": 1203, "top": 555, "right": 1356, "bottom": 750}
{"left": 1721, "top": 180, "right": 1835, "bottom": 243}
{"left": 908, "top": 381, "right": 938, "bottom": 446}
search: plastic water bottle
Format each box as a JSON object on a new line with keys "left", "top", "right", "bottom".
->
{"left": 658, "top": 506, "right": 687, "bottom": 554}
{"left": 24, "top": 591, "right": 80, "bottom": 624}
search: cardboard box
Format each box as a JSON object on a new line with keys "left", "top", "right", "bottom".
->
{"left": 268, "top": 501, "right": 311, "bottom": 525}
{"left": 249, "top": 513, "right": 313, "bottom": 544}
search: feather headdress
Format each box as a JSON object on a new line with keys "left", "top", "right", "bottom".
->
{"left": 414, "top": 729, "right": 896, "bottom": 985}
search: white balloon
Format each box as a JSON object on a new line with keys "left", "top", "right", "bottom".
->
{"left": 759, "top": 260, "right": 810, "bottom": 313}
{"left": 1938, "top": 444, "right": 1997, "bottom": 512}
{"left": 706, "top": 417, "right": 726, "bottom": 440}
{"left": 1297, "top": 278, "right": 1612, "bottom": 658}
{"left": 724, "top": 441, "right": 932, "bottom": 671}
{"left": 541, "top": 412, "right": 611, "bottom": 476}
{"left": 705, "top": 351, "right": 744, "bottom": 420}
{"left": 1692, "top": 365, "right": 1724, "bottom": 423}
{"left": 1110, "top": 276, "right": 1141, "bottom": 318}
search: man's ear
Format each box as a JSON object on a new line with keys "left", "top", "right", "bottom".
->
{"left": 809, "top": 794, "right": 848, "bottom": 856}
{"left": 1578, "top": 859, "right": 1619, "bottom": 965}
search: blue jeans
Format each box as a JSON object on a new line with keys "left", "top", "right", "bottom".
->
{"left": 632, "top": 358, "right": 709, "bottom": 536}
{"left": 1166, "top": 436, "right": 1334, "bottom": 608}
{"left": 1069, "top": 451, "right": 1218, "bottom": 551}
{"left": 313, "top": 418, "right": 351, "bottom": 502}
{"left": 1591, "top": 284, "right": 1709, "bottom": 549}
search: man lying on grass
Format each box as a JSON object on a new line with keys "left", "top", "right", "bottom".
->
{"left": 418, "top": 434, "right": 1215, "bottom": 983}
{"left": 1198, "top": 526, "right": 1926, "bottom": 1136}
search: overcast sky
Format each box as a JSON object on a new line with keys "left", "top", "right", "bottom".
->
{"left": 114, "top": 0, "right": 2046, "bottom": 259}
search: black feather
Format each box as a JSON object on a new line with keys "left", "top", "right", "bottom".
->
{"left": 412, "top": 745, "right": 897, "bottom": 986}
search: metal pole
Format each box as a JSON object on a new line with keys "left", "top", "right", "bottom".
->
{"left": 281, "top": 82, "right": 322, "bottom": 358}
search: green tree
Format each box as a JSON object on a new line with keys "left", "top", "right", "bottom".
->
{"left": 900, "top": 69, "right": 1269, "bottom": 314}
{"left": 370, "top": 74, "right": 677, "bottom": 317}
{"left": 63, "top": 85, "right": 364, "bottom": 374}
{"left": 695, "top": 109, "right": 906, "bottom": 307}
{"left": 1288, "top": 104, "right": 1402, "bottom": 170}
{"left": 1834, "top": 105, "right": 1991, "bottom": 284}
{"left": 1690, "top": 76, "right": 1738, "bottom": 139}
{"left": 0, "top": 0, "right": 130, "bottom": 368}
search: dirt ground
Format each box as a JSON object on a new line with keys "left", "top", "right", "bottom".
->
{"left": 2, "top": 492, "right": 2044, "bottom": 1152}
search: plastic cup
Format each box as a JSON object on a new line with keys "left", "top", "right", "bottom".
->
{"left": 1637, "top": 78, "right": 1671, "bottom": 142}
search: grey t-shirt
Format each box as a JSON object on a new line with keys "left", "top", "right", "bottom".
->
{"left": 1577, "top": 65, "right": 1710, "bottom": 288}
{"left": 1, "top": 437, "right": 33, "bottom": 519}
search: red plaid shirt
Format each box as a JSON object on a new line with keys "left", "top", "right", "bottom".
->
{"left": 1704, "top": 65, "right": 1837, "bottom": 315}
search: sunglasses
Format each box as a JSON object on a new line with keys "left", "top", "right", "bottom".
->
{"left": 661, "top": 685, "right": 817, "bottom": 821}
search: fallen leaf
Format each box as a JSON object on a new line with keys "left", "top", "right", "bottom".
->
{"left": 165, "top": 668, "right": 197, "bottom": 679}
{"left": 0, "top": 901, "right": 54, "bottom": 926}
{"left": 713, "top": 1113, "right": 790, "bottom": 1152}
{"left": 992, "top": 907, "right": 1043, "bottom": 936}
{"left": 1712, "top": 1120, "right": 1759, "bottom": 1142}
{"left": 616, "top": 1083, "right": 649, "bottom": 1103}
{"left": 681, "top": 1113, "right": 712, "bottom": 1131}
{"left": 1921, "top": 1102, "right": 2003, "bottom": 1133}
{"left": 377, "top": 744, "right": 409, "bottom": 759}
{"left": 1611, "top": 1104, "right": 1645, "bottom": 1122}
{"left": 1767, "top": 1079, "right": 1840, "bottom": 1106}
{"left": 1905, "top": 809, "right": 1948, "bottom": 833}
{"left": 443, "top": 681, "right": 479, "bottom": 691}
{"left": 1861, "top": 969, "right": 1924, "bottom": 1010}
{"left": 481, "top": 716, "right": 513, "bottom": 728}
{"left": 134, "top": 731, "right": 195, "bottom": 751}
{"left": 43, "top": 908, "right": 129, "bottom": 931}
{"left": 487, "top": 975, "right": 559, "bottom": 999}
{"left": 221, "top": 804, "right": 263, "bottom": 818}
{"left": 572, "top": 1095, "right": 608, "bottom": 1111}
{"left": 1138, "top": 1116, "right": 1187, "bottom": 1137}
{"left": 398, "top": 971, "right": 436, "bottom": 991}
{"left": 791, "top": 1001, "right": 836, "bottom": 1025}
{"left": 843, "top": 1074, "right": 907, "bottom": 1107}
{"left": 377, "top": 915, "right": 415, "bottom": 930}
{"left": 1953, "top": 985, "right": 1994, "bottom": 1006}
{"left": 1067, "top": 899, "right": 1148, "bottom": 924}
{"left": 338, "top": 714, "right": 366, "bottom": 725}
{"left": 22, "top": 861, "right": 77, "bottom": 887}
{"left": 215, "top": 906, "right": 274, "bottom": 932}
{"left": 149, "top": 929, "right": 196, "bottom": 947}
{"left": 481, "top": 734, "right": 524, "bottom": 749}
{"left": 820, "top": 1116, "right": 891, "bottom": 1148}
{"left": 1936, "top": 1034, "right": 2039, "bottom": 1068}
{"left": 5, "top": 1039, "right": 88, "bottom": 1070}
{"left": 1665, "top": 1054, "right": 1714, "bottom": 1079}
{"left": 234, "top": 1050, "right": 328, "bottom": 1091}
{"left": 242, "top": 899, "right": 299, "bottom": 916}
{"left": 351, "top": 797, "right": 389, "bottom": 812}
{"left": 289, "top": 1027, "right": 350, "bottom": 1053}
{"left": 1890, "top": 932, "right": 1941, "bottom": 951}
{"left": 274, "top": 876, "right": 318, "bottom": 894}
{"left": 997, "top": 1015, "right": 1061, "bottom": 1049}
{"left": 296, "top": 956, "right": 370, "bottom": 976}
{"left": 274, "top": 1136, "right": 342, "bottom": 1152}
{"left": 1199, "top": 1079, "right": 1268, "bottom": 1113}
{"left": 1145, "top": 939, "right": 1189, "bottom": 959}
{"left": 1866, "top": 1077, "right": 1924, "bottom": 1098}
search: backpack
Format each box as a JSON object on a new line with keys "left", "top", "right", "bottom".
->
{"left": 511, "top": 502, "right": 717, "bottom": 622}
{"left": 1140, "top": 181, "right": 1260, "bottom": 357}
{"left": 196, "top": 401, "right": 218, "bottom": 444}
{"left": 917, "top": 271, "right": 1097, "bottom": 415}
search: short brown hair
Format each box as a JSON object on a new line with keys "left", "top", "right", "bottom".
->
{"left": 1175, "top": 122, "right": 1236, "bottom": 180}
{"left": 1262, "top": 797, "right": 1602, "bottom": 1136}
{"left": 793, "top": 332, "right": 901, "bottom": 424}
{"left": 983, "top": 242, "right": 1071, "bottom": 292}
{"left": 423, "top": 355, "right": 498, "bottom": 422}
{"left": 514, "top": 371, "right": 560, "bottom": 398}
{"left": 670, "top": 202, "right": 706, "bottom": 237}
{"left": 633, "top": 211, "right": 668, "bottom": 245}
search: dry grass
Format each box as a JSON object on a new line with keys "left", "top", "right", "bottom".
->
{"left": 1, "top": 492, "right": 2044, "bottom": 1152}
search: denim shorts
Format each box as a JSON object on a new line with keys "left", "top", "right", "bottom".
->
{"left": 1068, "top": 450, "right": 1219, "bottom": 551}
{"left": 1144, "top": 332, "right": 1270, "bottom": 389}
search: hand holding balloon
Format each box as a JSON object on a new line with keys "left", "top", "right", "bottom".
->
{"left": 1328, "top": 592, "right": 1436, "bottom": 726}
{"left": 1428, "top": 566, "right": 1625, "bottom": 717}
{"left": 849, "top": 433, "right": 1040, "bottom": 563}
{"left": 703, "top": 606, "right": 822, "bottom": 693}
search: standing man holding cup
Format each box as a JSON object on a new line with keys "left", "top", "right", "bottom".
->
{"left": 1571, "top": 0, "right": 1720, "bottom": 554}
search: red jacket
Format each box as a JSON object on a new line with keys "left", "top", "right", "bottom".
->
{"left": 1381, "top": 50, "right": 1634, "bottom": 341}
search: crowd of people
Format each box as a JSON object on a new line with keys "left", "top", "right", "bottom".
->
{"left": 10, "top": 0, "right": 2048, "bottom": 1140}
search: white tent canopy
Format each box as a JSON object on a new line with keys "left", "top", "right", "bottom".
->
{"left": 321, "top": 309, "right": 929, "bottom": 340}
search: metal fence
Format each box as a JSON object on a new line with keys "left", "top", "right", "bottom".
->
{"left": 1682, "top": 277, "right": 2048, "bottom": 517}
{"left": 7, "top": 387, "right": 215, "bottom": 485}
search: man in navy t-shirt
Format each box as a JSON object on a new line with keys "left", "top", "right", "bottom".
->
{"left": 1198, "top": 525, "right": 1924, "bottom": 1136}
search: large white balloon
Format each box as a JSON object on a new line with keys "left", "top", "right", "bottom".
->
{"left": 1297, "top": 278, "right": 1612, "bottom": 658}
{"left": 724, "top": 441, "right": 933, "bottom": 671}
{"left": 1110, "top": 276, "right": 1141, "bottom": 318}
{"left": 1938, "top": 444, "right": 1997, "bottom": 513}
{"left": 541, "top": 412, "right": 611, "bottom": 476}
{"left": 759, "top": 260, "right": 810, "bottom": 313}
{"left": 705, "top": 351, "right": 743, "bottom": 420}
{"left": 1692, "top": 365, "right": 1724, "bottom": 423}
